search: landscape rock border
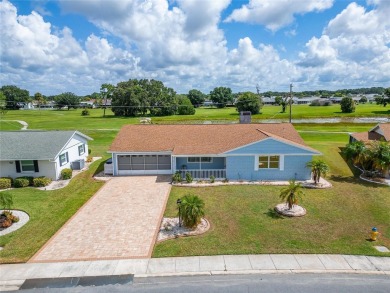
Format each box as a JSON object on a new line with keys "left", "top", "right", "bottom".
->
{"left": 173, "top": 178, "right": 332, "bottom": 189}
{"left": 157, "top": 217, "right": 210, "bottom": 243}
{"left": 274, "top": 203, "right": 307, "bottom": 217}
{"left": 0, "top": 210, "right": 30, "bottom": 236}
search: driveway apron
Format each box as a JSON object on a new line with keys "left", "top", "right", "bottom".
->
{"left": 30, "top": 176, "right": 171, "bottom": 262}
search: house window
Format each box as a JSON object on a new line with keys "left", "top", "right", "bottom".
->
{"left": 60, "top": 153, "right": 68, "bottom": 166}
{"left": 21, "top": 160, "right": 35, "bottom": 172}
{"left": 78, "top": 144, "right": 85, "bottom": 155}
{"left": 259, "top": 155, "right": 280, "bottom": 169}
{"left": 187, "top": 157, "right": 213, "bottom": 163}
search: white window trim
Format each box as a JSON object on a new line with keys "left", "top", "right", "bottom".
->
{"left": 59, "top": 152, "right": 68, "bottom": 167}
{"left": 21, "top": 160, "right": 35, "bottom": 172}
{"left": 254, "top": 155, "right": 283, "bottom": 171}
{"left": 78, "top": 144, "right": 85, "bottom": 155}
{"left": 187, "top": 157, "right": 213, "bottom": 163}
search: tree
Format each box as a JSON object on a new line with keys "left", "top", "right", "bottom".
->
{"left": 111, "top": 84, "right": 145, "bottom": 117}
{"left": 306, "top": 159, "right": 330, "bottom": 184}
{"left": 274, "top": 96, "right": 283, "bottom": 106}
{"left": 100, "top": 83, "right": 115, "bottom": 117}
{"left": 209, "top": 87, "right": 233, "bottom": 108}
{"left": 235, "top": 92, "right": 261, "bottom": 114}
{"left": 34, "top": 92, "right": 46, "bottom": 107}
{"left": 177, "top": 194, "right": 205, "bottom": 228}
{"left": 55, "top": 92, "right": 80, "bottom": 110}
{"left": 0, "top": 91, "right": 7, "bottom": 117}
{"left": 375, "top": 88, "right": 390, "bottom": 107}
{"left": 177, "top": 95, "right": 195, "bottom": 115}
{"left": 342, "top": 141, "right": 372, "bottom": 172}
{"left": 0, "top": 85, "right": 29, "bottom": 109}
{"left": 359, "top": 96, "right": 368, "bottom": 104}
{"left": 187, "top": 89, "right": 205, "bottom": 107}
{"left": 279, "top": 180, "right": 304, "bottom": 210}
{"left": 340, "top": 97, "right": 355, "bottom": 113}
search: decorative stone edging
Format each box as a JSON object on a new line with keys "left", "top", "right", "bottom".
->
{"left": 0, "top": 210, "right": 30, "bottom": 237}
{"left": 274, "top": 203, "right": 307, "bottom": 217}
{"left": 157, "top": 217, "right": 210, "bottom": 243}
{"left": 354, "top": 165, "right": 390, "bottom": 186}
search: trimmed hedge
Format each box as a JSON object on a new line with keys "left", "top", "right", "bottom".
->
{"left": 33, "top": 177, "right": 52, "bottom": 187}
{"left": 0, "top": 178, "right": 12, "bottom": 189}
{"left": 14, "top": 177, "right": 30, "bottom": 188}
{"left": 61, "top": 168, "right": 72, "bottom": 180}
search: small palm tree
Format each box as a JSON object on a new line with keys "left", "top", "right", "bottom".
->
{"left": 279, "top": 180, "right": 304, "bottom": 210}
{"left": 342, "top": 141, "right": 371, "bottom": 170}
{"left": 178, "top": 194, "right": 205, "bottom": 228}
{"left": 306, "top": 159, "right": 330, "bottom": 184}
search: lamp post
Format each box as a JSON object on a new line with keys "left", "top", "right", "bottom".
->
{"left": 176, "top": 198, "right": 182, "bottom": 227}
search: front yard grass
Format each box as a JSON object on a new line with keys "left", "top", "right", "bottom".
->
{"left": 154, "top": 180, "right": 390, "bottom": 257}
{"left": 0, "top": 160, "right": 104, "bottom": 263}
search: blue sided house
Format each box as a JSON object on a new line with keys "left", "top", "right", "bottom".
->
{"left": 108, "top": 124, "right": 321, "bottom": 181}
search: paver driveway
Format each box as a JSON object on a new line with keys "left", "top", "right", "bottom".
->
{"left": 31, "top": 176, "right": 171, "bottom": 262}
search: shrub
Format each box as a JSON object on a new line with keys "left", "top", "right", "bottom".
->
{"left": 33, "top": 177, "right": 52, "bottom": 187}
{"left": 61, "top": 168, "right": 72, "bottom": 180}
{"left": 0, "top": 178, "right": 12, "bottom": 189}
{"left": 177, "top": 96, "right": 196, "bottom": 115}
{"left": 310, "top": 100, "right": 321, "bottom": 106}
{"left": 14, "top": 177, "right": 30, "bottom": 188}
{"left": 81, "top": 109, "right": 90, "bottom": 116}
{"left": 172, "top": 171, "right": 182, "bottom": 183}
{"left": 177, "top": 194, "right": 205, "bottom": 228}
{"left": 185, "top": 172, "right": 193, "bottom": 183}
{"left": 210, "top": 175, "right": 215, "bottom": 183}
{"left": 340, "top": 97, "right": 355, "bottom": 113}
{"left": 86, "top": 156, "right": 93, "bottom": 163}
{"left": 222, "top": 178, "right": 229, "bottom": 183}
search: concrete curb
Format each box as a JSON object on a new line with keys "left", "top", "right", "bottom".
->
{"left": 1, "top": 254, "right": 389, "bottom": 291}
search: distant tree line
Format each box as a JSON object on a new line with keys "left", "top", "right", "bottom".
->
{"left": 0, "top": 84, "right": 389, "bottom": 118}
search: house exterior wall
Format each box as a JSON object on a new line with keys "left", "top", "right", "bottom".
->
{"left": 225, "top": 138, "right": 314, "bottom": 155}
{"left": 54, "top": 135, "right": 89, "bottom": 179}
{"left": 175, "top": 157, "right": 225, "bottom": 170}
{"left": 0, "top": 160, "right": 57, "bottom": 179}
{"left": 226, "top": 155, "right": 312, "bottom": 180}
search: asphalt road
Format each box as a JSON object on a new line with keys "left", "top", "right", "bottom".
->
{"left": 16, "top": 273, "right": 390, "bottom": 293}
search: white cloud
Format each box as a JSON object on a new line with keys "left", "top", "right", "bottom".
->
{"left": 225, "top": 0, "right": 334, "bottom": 31}
{"left": 298, "top": 1, "right": 390, "bottom": 87}
{"left": 0, "top": 0, "right": 140, "bottom": 94}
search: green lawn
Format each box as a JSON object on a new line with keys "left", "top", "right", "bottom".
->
{"left": 0, "top": 103, "right": 388, "bottom": 132}
{"left": 0, "top": 161, "right": 105, "bottom": 264}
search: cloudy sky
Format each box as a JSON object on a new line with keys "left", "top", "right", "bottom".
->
{"left": 1, "top": 0, "right": 389, "bottom": 96}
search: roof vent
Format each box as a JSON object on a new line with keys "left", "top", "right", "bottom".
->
{"left": 239, "top": 111, "right": 251, "bottom": 124}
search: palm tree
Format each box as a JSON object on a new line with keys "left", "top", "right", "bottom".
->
{"left": 178, "top": 194, "right": 205, "bottom": 228}
{"left": 370, "top": 141, "right": 390, "bottom": 177}
{"left": 279, "top": 180, "right": 304, "bottom": 210}
{"left": 306, "top": 159, "right": 330, "bottom": 184}
{"left": 342, "top": 141, "right": 371, "bottom": 172}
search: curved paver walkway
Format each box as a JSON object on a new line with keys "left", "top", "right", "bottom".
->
{"left": 30, "top": 176, "right": 171, "bottom": 262}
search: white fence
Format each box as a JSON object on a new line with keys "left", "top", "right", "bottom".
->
{"left": 178, "top": 169, "right": 226, "bottom": 179}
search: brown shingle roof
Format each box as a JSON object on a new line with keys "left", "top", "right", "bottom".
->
{"left": 109, "top": 123, "right": 317, "bottom": 155}
{"left": 351, "top": 123, "right": 390, "bottom": 143}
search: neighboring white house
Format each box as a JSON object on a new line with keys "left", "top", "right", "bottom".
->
{"left": 0, "top": 131, "right": 92, "bottom": 180}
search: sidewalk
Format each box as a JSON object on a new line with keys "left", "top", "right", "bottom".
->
{"left": 1, "top": 254, "right": 390, "bottom": 291}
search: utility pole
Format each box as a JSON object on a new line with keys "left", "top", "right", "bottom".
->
{"left": 289, "top": 83, "right": 293, "bottom": 123}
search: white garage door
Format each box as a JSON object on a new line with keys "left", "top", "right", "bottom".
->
{"left": 117, "top": 154, "right": 171, "bottom": 175}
